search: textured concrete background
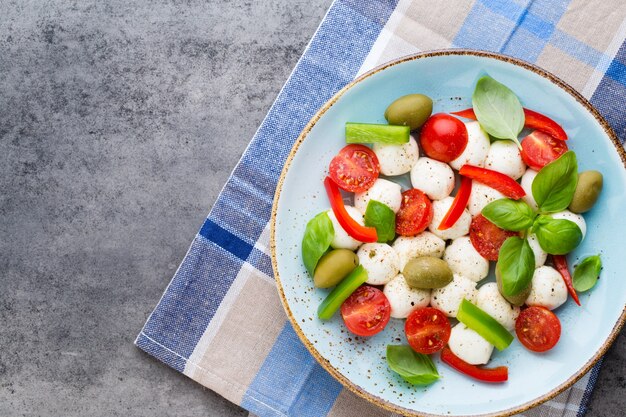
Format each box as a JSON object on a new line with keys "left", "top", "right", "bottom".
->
{"left": 0, "top": 1, "right": 623, "bottom": 416}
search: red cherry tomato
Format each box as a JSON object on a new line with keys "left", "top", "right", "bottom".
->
{"left": 469, "top": 214, "right": 518, "bottom": 261}
{"left": 521, "top": 131, "right": 568, "bottom": 171}
{"left": 405, "top": 307, "right": 451, "bottom": 354}
{"left": 395, "top": 189, "right": 433, "bottom": 236}
{"left": 329, "top": 144, "right": 380, "bottom": 193}
{"left": 515, "top": 306, "right": 561, "bottom": 352}
{"left": 340, "top": 286, "right": 391, "bottom": 337}
{"left": 419, "top": 113, "right": 468, "bottom": 163}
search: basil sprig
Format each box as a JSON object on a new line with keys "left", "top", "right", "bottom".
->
{"left": 302, "top": 211, "right": 334, "bottom": 276}
{"left": 496, "top": 236, "right": 535, "bottom": 296}
{"left": 472, "top": 75, "right": 525, "bottom": 147}
{"left": 532, "top": 215, "right": 582, "bottom": 255}
{"left": 482, "top": 199, "right": 535, "bottom": 231}
{"left": 364, "top": 200, "right": 395, "bottom": 243}
{"left": 386, "top": 345, "right": 439, "bottom": 386}
{"left": 532, "top": 151, "right": 578, "bottom": 213}
{"left": 573, "top": 255, "right": 602, "bottom": 292}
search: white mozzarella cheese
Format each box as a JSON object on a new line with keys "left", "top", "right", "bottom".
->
{"left": 449, "top": 121, "right": 491, "bottom": 170}
{"left": 409, "top": 157, "right": 455, "bottom": 201}
{"left": 428, "top": 197, "right": 471, "bottom": 240}
{"left": 357, "top": 243, "right": 400, "bottom": 286}
{"left": 467, "top": 182, "right": 505, "bottom": 216}
{"left": 526, "top": 266, "right": 568, "bottom": 310}
{"left": 448, "top": 324, "right": 494, "bottom": 365}
{"left": 327, "top": 206, "right": 364, "bottom": 251}
{"left": 383, "top": 274, "right": 431, "bottom": 319}
{"left": 521, "top": 169, "right": 539, "bottom": 211}
{"left": 551, "top": 210, "right": 586, "bottom": 239}
{"left": 354, "top": 178, "right": 403, "bottom": 214}
{"left": 484, "top": 140, "right": 526, "bottom": 179}
{"left": 430, "top": 274, "right": 478, "bottom": 317}
{"left": 392, "top": 232, "right": 446, "bottom": 270}
{"left": 476, "top": 282, "right": 520, "bottom": 331}
{"left": 373, "top": 136, "right": 420, "bottom": 176}
{"left": 527, "top": 233, "right": 547, "bottom": 268}
{"left": 443, "top": 237, "right": 489, "bottom": 282}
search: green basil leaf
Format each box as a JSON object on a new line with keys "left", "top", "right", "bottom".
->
{"left": 496, "top": 236, "right": 535, "bottom": 296}
{"left": 534, "top": 215, "right": 582, "bottom": 255}
{"left": 482, "top": 198, "right": 535, "bottom": 231}
{"left": 302, "top": 212, "right": 334, "bottom": 276}
{"left": 573, "top": 255, "right": 602, "bottom": 292}
{"left": 532, "top": 151, "right": 578, "bottom": 213}
{"left": 386, "top": 345, "right": 439, "bottom": 386}
{"left": 472, "top": 75, "right": 525, "bottom": 147}
{"left": 364, "top": 200, "right": 396, "bottom": 242}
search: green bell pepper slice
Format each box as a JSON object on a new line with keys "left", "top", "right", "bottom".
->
{"left": 345, "top": 122, "right": 410, "bottom": 144}
{"left": 456, "top": 299, "right": 514, "bottom": 351}
{"left": 317, "top": 265, "right": 368, "bottom": 320}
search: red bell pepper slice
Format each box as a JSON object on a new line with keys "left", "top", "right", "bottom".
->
{"left": 440, "top": 346, "right": 508, "bottom": 383}
{"left": 438, "top": 176, "right": 472, "bottom": 230}
{"left": 324, "top": 176, "right": 377, "bottom": 243}
{"left": 458, "top": 165, "right": 525, "bottom": 200}
{"left": 552, "top": 255, "right": 581, "bottom": 306}
{"left": 452, "top": 108, "right": 568, "bottom": 141}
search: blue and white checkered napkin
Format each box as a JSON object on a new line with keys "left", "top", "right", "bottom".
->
{"left": 136, "top": 1, "right": 626, "bottom": 416}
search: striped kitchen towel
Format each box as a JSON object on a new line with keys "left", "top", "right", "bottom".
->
{"left": 136, "top": 0, "right": 625, "bottom": 416}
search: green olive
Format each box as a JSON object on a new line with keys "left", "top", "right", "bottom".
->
{"left": 384, "top": 94, "right": 433, "bottom": 130}
{"left": 569, "top": 170, "right": 603, "bottom": 213}
{"left": 313, "top": 249, "right": 359, "bottom": 288}
{"left": 402, "top": 256, "right": 453, "bottom": 289}
{"left": 495, "top": 266, "right": 531, "bottom": 306}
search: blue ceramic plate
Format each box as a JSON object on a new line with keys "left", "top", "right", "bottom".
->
{"left": 270, "top": 50, "right": 626, "bottom": 417}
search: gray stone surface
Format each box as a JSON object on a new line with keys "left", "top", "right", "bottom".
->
{"left": 0, "top": 1, "right": 622, "bottom": 416}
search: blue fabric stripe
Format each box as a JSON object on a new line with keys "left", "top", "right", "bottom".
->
{"left": 200, "top": 219, "right": 254, "bottom": 260}
{"left": 241, "top": 323, "right": 343, "bottom": 417}
{"left": 140, "top": 237, "right": 244, "bottom": 359}
{"left": 591, "top": 39, "right": 626, "bottom": 142}
{"left": 247, "top": 247, "right": 274, "bottom": 279}
{"left": 576, "top": 359, "right": 604, "bottom": 417}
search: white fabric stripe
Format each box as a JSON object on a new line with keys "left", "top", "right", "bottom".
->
{"left": 356, "top": 0, "right": 416, "bottom": 76}
{"left": 254, "top": 222, "right": 272, "bottom": 255}
{"left": 582, "top": 16, "right": 626, "bottom": 99}
{"left": 184, "top": 262, "right": 253, "bottom": 376}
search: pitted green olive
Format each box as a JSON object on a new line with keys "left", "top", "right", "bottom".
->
{"left": 384, "top": 94, "right": 433, "bottom": 130}
{"left": 569, "top": 170, "right": 603, "bottom": 213}
{"left": 496, "top": 267, "right": 531, "bottom": 306}
{"left": 402, "top": 256, "right": 453, "bottom": 289}
{"left": 313, "top": 249, "right": 359, "bottom": 288}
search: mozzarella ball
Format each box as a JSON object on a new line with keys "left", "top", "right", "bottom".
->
{"left": 410, "top": 157, "right": 455, "bottom": 201}
{"left": 428, "top": 197, "right": 472, "bottom": 240}
{"left": 526, "top": 266, "right": 568, "bottom": 310}
{"left": 354, "top": 178, "right": 402, "bottom": 214}
{"left": 551, "top": 210, "right": 586, "bottom": 239}
{"left": 467, "top": 182, "right": 505, "bottom": 216}
{"left": 357, "top": 243, "right": 400, "bottom": 286}
{"left": 449, "top": 121, "right": 491, "bottom": 170}
{"left": 476, "top": 282, "right": 520, "bottom": 331}
{"left": 383, "top": 274, "right": 431, "bottom": 318}
{"left": 448, "top": 324, "right": 494, "bottom": 365}
{"left": 443, "top": 237, "right": 489, "bottom": 282}
{"left": 521, "top": 169, "right": 539, "bottom": 211}
{"left": 430, "top": 274, "right": 478, "bottom": 317}
{"left": 527, "top": 233, "right": 547, "bottom": 268}
{"left": 327, "top": 206, "right": 364, "bottom": 250}
{"left": 392, "top": 232, "right": 446, "bottom": 270}
{"left": 373, "top": 136, "right": 419, "bottom": 176}
{"left": 484, "top": 140, "right": 526, "bottom": 179}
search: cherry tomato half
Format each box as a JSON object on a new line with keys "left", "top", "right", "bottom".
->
{"left": 395, "top": 189, "right": 433, "bottom": 236}
{"left": 469, "top": 214, "right": 518, "bottom": 261}
{"left": 405, "top": 307, "right": 451, "bottom": 354}
{"left": 419, "top": 113, "right": 468, "bottom": 163}
{"left": 329, "top": 144, "right": 380, "bottom": 193}
{"left": 515, "top": 306, "right": 561, "bottom": 352}
{"left": 340, "top": 286, "right": 391, "bottom": 337}
{"left": 521, "top": 131, "right": 568, "bottom": 171}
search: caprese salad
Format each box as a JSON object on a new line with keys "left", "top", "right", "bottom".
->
{"left": 301, "top": 75, "right": 604, "bottom": 385}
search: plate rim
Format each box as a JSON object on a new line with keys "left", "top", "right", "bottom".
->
{"left": 269, "top": 49, "right": 626, "bottom": 417}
